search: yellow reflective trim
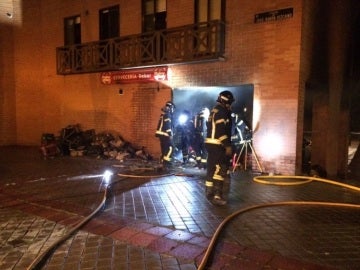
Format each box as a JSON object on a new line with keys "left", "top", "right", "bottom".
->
{"left": 213, "top": 164, "right": 224, "bottom": 181}
{"left": 205, "top": 138, "right": 221, "bottom": 144}
{"left": 163, "top": 146, "right": 173, "bottom": 161}
{"left": 205, "top": 181, "right": 213, "bottom": 187}
{"left": 156, "top": 131, "right": 169, "bottom": 136}
{"left": 214, "top": 175, "right": 224, "bottom": 181}
{"left": 218, "top": 135, "right": 228, "bottom": 141}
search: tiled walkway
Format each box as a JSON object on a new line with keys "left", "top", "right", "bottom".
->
{"left": 104, "top": 169, "right": 360, "bottom": 268}
{"left": 0, "top": 146, "right": 359, "bottom": 269}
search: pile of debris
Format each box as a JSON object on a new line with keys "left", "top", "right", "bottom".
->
{"left": 40, "top": 124, "right": 153, "bottom": 161}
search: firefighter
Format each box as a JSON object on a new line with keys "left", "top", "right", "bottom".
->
{"left": 155, "top": 101, "right": 176, "bottom": 167}
{"left": 231, "top": 112, "right": 252, "bottom": 168}
{"left": 193, "top": 107, "right": 209, "bottom": 169}
{"left": 205, "top": 90, "right": 234, "bottom": 206}
{"left": 175, "top": 110, "right": 195, "bottom": 164}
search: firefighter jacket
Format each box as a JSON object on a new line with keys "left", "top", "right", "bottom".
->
{"left": 205, "top": 104, "right": 232, "bottom": 148}
{"left": 179, "top": 119, "right": 194, "bottom": 140}
{"left": 155, "top": 111, "right": 173, "bottom": 137}
{"left": 231, "top": 114, "right": 252, "bottom": 143}
{"left": 194, "top": 112, "right": 207, "bottom": 137}
{"left": 174, "top": 118, "right": 195, "bottom": 147}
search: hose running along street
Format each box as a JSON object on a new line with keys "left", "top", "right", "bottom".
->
{"left": 25, "top": 171, "right": 360, "bottom": 270}
{"left": 26, "top": 169, "right": 177, "bottom": 270}
{"left": 197, "top": 175, "right": 360, "bottom": 270}
{"left": 26, "top": 183, "right": 111, "bottom": 270}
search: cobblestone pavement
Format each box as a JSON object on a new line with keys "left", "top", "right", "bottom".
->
{"left": 0, "top": 146, "right": 359, "bottom": 269}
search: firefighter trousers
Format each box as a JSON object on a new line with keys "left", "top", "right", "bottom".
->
{"left": 205, "top": 144, "right": 230, "bottom": 199}
{"left": 159, "top": 136, "right": 174, "bottom": 164}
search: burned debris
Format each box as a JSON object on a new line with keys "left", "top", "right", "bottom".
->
{"left": 40, "top": 124, "right": 153, "bottom": 161}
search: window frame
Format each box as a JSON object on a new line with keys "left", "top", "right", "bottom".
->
{"left": 99, "top": 5, "right": 120, "bottom": 40}
{"left": 195, "top": 0, "right": 225, "bottom": 23}
{"left": 64, "top": 15, "right": 81, "bottom": 46}
{"left": 142, "top": 0, "right": 167, "bottom": 32}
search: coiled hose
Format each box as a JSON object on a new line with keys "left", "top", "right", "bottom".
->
{"left": 197, "top": 175, "right": 360, "bottom": 270}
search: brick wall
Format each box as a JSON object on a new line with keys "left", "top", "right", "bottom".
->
{"left": 1, "top": 0, "right": 305, "bottom": 174}
{"left": 167, "top": 0, "right": 303, "bottom": 174}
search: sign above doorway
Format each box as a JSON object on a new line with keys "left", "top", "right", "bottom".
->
{"left": 100, "top": 67, "right": 168, "bottom": 84}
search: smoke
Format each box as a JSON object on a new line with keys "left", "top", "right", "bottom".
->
{"left": 173, "top": 85, "right": 254, "bottom": 128}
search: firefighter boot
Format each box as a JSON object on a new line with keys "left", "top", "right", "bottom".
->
{"left": 200, "top": 162, "right": 207, "bottom": 170}
{"left": 205, "top": 186, "right": 214, "bottom": 200}
{"left": 211, "top": 181, "right": 227, "bottom": 206}
{"left": 205, "top": 181, "right": 214, "bottom": 200}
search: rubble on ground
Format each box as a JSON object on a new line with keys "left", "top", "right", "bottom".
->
{"left": 40, "top": 124, "right": 153, "bottom": 161}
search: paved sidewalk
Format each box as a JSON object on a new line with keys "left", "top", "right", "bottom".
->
{"left": 0, "top": 146, "right": 359, "bottom": 269}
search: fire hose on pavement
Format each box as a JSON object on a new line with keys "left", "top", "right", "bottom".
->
{"left": 26, "top": 173, "right": 360, "bottom": 270}
{"left": 26, "top": 184, "right": 110, "bottom": 270}
{"left": 196, "top": 175, "right": 360, "bottom": 270}
{"left": 26, "top": 169, "right": 176, "bottom": 270}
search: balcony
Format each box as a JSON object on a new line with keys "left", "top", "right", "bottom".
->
{"left": 56, "top": 20, "right": 225, "bottom": 75}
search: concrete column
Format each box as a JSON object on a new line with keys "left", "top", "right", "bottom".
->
{"left": 310, "top": 0, "right": 352, "bottom": 179}
{"left": 325, "top": 1, "right": 351, "bottom": 178}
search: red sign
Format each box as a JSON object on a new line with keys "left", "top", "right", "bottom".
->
{"left": 100, "top": 67, "right": 168, "bottom": 84}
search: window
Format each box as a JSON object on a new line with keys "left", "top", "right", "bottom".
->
{"left": 194, "top": 0, "right": 225, "bottom": 55}
{"left": 195, "top": 0, "right": 224, "bottom": 23}
{"left": 64, "top": 15, "right": 81, "bottom": 45}
{"left": 142, "top": 0, "right": 166, "bottom": 32}
{"left": 99, "top": 5, "right": 119, "bottom": 40}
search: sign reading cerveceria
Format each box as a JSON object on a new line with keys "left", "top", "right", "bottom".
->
{"left": 100, "top": 67, "right": 168, "bottom": 84}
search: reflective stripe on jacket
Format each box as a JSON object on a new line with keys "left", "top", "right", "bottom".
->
{"left": 205, "top": 104, "right": 232, "bottom": 147}
{"left": 155, "top": 112, "right": 173, "bottom": 137}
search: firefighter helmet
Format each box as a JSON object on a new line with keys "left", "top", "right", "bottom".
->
{"left": 164, "top": 101, "right": 175, "bottom": 113}
{"left": 217, "top": 90, "right": 235, "bottom": 105}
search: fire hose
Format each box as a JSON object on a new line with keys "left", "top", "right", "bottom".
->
{"left": 26, "top": 184, "right": 110, "bottom": 270}
{"left": 26, "top": 173, "right": 360, "bottom": 269}
{"left": 197, "top": 175, "right": 360, "bottom": 270}
{"left": 26, "top": 169, "right": 178, "bottom": 270}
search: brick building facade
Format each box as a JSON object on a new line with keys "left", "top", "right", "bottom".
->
{"left": 1, "top": 0, "right": 358, "bottom": 177}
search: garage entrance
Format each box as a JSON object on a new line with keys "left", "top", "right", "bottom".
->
{"left": 173, "top": 84, "right": 254, "bottom": 129}
{"left": 172, "top": 85, "right": 254, "bottom": 164}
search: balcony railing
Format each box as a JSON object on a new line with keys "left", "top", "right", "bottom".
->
{"left": 56, "top": 20, "right": 225, "bottom": 75}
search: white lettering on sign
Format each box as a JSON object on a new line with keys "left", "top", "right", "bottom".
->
{"left": 100, "top": 67, "right": 168, "bottom": 84}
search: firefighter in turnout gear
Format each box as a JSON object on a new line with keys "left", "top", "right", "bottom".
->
{"left": 175, "top": 110, "right": 195, "bottom": 164}
{"left": 231, "top": 111, "right": 252, "bottom": 169}
{"left": 155, "top": 101, "right": 176, "bottom": 166}
{"left": 205, "top": 91, "right": 234, "bottom": 206}
{"left": 193, "top": 107, "right": 210, "bottom": 169}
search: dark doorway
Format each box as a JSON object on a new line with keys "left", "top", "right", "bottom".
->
{"left": 173, "top": 85, "right": 254, "bottom": 128}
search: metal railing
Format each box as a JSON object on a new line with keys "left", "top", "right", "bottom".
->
{"left": 56, "top": 20, "right": 225, "bottom": 75}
